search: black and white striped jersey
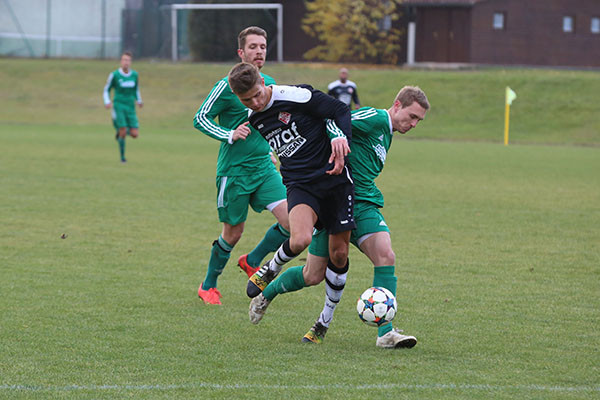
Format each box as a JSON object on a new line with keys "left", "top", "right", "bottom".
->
{"left": 327, "top": 80, "right": 360, "bottom": 107}
{"left": 248, "top": 84, "right": 352, "bottom": 186}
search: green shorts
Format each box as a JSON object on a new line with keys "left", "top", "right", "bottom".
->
{"left": 216, "top": 167, "right": 286, "bottom": 226}
{"left": 112, "top": 104, "right": 139, "bottom": 129}
{"left": 308, "top": 201, "right": 390, "bottom": 257}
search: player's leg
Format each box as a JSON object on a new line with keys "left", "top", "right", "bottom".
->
{"left": 358, "top": 215, "right": 417, "bottom": 348}
{"left": 198, "top": 176, "right": 250, "bottom": 305}
{"left": 113, "top": 106, "right": 128, "bottom": 162}
{"left": 126, "top": 107, "right": 139, "bottom": 139}
{"left": 315, "top": 230, "right": 351, "bottom": 323}
{"left": 239, "top": 170, "right": 290, "bottom": 275}
{"left": 305, "top": 181, "right": 354, "bottom": 343}
{"left": 249, "top": 250, "right": 327, "bottom": 324}
{"left": 246, "top": 201, "right": 317, "bottom": 298}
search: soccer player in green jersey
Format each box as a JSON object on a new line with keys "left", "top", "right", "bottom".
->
{"left": 249, "top": 86, "right": 430, "bottom": 348}
{"left": 103, "top": 51, "right": 143, "bottom": 163}
{"left": 193, "top": 27, "right": 290, "bottom": 305}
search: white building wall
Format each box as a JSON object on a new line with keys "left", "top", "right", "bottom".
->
{"left": 0, "top": 0, "right": 126, "bottom": 58}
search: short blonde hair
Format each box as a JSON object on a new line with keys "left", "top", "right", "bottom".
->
{"left": 395, "top": 86, "right": 430, "bottom": 110}
{"left": 228, "top": 62, "right": 261, "bottom": 94}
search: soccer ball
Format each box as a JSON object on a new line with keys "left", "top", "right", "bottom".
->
{"left": 356, "top": 287, "right": 397, "bottom": 327}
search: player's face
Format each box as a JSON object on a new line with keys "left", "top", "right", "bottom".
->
{"left": 339, "top": 70, "right": 348, "bottom": 82}
{"left": 238, "top": 34, "right": 267, "bottom": 69}
{"left": 392, "top": 101, "right": 427, "bottom": 134}
{"left": 120, "top": 55, "right": 132, "bottom": 72}
{"left": 237, "top": 79, "right": 271, "bottom": 112}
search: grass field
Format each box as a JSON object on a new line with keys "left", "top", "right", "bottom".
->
{"left": 1, "top": 58, "right": 599, "bottom": 399}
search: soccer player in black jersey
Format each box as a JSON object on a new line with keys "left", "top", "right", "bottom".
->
{"left": 227, "top": 62, "right": 355, "bottom": 301}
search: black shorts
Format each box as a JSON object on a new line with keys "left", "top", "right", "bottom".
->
{"left": 287, "top": 173, "right": 356, "bottom": 234}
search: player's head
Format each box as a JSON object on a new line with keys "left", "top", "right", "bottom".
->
{"left": 229, "top": 62, "right": 270, "bottom": 112}
{"left": 237, "top": 26, "right": 267, "bottom": 69}
{"left": 389, "top": 86, "right": 430, "bottom": 134}
{"left": 120, "top": 51, "right": 133, "bottom": 72}
{"left": 339, "top": 67, "right": 349, "bottom": 82}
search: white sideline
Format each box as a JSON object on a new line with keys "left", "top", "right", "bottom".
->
{"left": 1, "top": 383, "right": 599, "bottom": 393}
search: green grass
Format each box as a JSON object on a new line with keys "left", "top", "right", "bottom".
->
{"left": 1, "top": 59, "right": 599, "bottom": 399}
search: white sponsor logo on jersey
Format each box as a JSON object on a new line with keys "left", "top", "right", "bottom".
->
{"left": 119, "top": 79, "right": 136, "bottom": 88}
{"left": 373, "top": 143, "right": 387, "bottom": 164}
{"left": 266, "top": 121, "right": 306, "bottom": 158}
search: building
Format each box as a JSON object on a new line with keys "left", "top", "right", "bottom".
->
{"left": 403, "top": 0, "right": 600, "bottom": 67}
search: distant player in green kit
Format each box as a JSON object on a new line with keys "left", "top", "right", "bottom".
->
{"left": 193, "top": 27, "right": 290, "bottom": 305}
{"left": 249, "top": 86, "right": 430, "bottom": 349}
{"left": 103, "top": 51, "right": 143, "bottom": 163}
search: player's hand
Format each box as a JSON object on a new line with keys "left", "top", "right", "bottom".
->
{"left": 232, "top": 121, "right": 251, "bottom": 142}
{"left": 138, "top": 102, "right": 143, "bottom": 108}
{"left": 326, "top": 137, "right": 350, "bottom": 175}
{"left": 104, "top": 103, "right": 112, "bottom": 109}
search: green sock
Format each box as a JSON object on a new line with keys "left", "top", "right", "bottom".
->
{"left": 247, "top": 223, "right": 290, "bottom": 267}
{"left": 201, "top": 236, "right": 233, "bottom": 290}
{"left": 117, "top": 136, "right": 126, "bottom": 161}
{"left": 263, "top": 265, "right": 306, "bottom": 301}
{"left": 373, "top": 265, "right": 397, "bottom": 337}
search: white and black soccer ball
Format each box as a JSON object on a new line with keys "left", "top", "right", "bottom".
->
{"left": 356, "top": 287, "right": 397, "bottom": 327}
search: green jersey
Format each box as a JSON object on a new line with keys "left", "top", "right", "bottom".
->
{"left": 103, "top": 68, "right": 142, "bottom": 108}
{"left": 193, "top": 73, "right": 276, "bottom": 177}
{"left": 348, "top": 107, "right": 394, "bottom": 207}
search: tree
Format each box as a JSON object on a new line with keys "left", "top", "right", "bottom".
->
{"left": 302, "top": 0, "right": 404, "bottom": 64}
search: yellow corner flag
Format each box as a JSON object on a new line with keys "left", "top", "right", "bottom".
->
{"left": 504, "top": 87, "right": 517, "bottom": 145}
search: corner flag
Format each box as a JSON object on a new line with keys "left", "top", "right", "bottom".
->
{"left": 504, "top": 87, "right": 517, "bottom": 145}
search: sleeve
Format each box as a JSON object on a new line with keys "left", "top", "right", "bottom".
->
{"left": 303, "top": 87, "right": 352, "bottom": 143}
{"left": 135, "top": 74, "right": 142, "bottom": 104}
{"left": 103, "top": 72, "right": 113, "bottom": 105}
{"left": 192, "top": 79, "right": 234, "bottom": 143}
{"left": 352, "top": 87, "right": 360, "bottom": 106}
{"left": 327, "top": 82, "right": 336, "bottom": 98}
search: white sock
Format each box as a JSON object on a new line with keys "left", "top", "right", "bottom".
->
{"left": 317, "top": 260, "right": 348, "bottom": 327}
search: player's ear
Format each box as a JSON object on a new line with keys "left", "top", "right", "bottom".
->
{"left": 237, "top": 48, "right": 244, "bottom": 59}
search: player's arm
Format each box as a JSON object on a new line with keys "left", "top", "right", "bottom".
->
{"left": 103, "top": 72, "right": 114, "bottom": 109}
{"left": 327, "top": 82, "right": 336, "bottom": 98}
{"left": 302, "top": 87, "right": 352, "bottom": 174}
{"left": 135, "top": 75, "right": 143, "bottom": 108}
{"left": 352, "top": 87, "right": 361, "bottom": 110}
{"left": 193, "top": 80, "right": 240, "bottom": 144}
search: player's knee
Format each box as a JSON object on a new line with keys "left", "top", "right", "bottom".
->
{"left": 378, "top": 248, "right": 395, "bottom": 266}
{"left": 303, "top": 269, "right": 324, "bottom": 286}
{"left": 329, "top": 247, "right": 349, "bottom": 267}
{"left": 289, "top": 234, "right": 311, "bottom": 254}
{"left": 222, "top": 227, "right": 243, "bottom": 246}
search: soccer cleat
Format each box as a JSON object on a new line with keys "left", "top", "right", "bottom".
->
{"left": 375, "top": 328, "right": 417, "bottom": 349}
{"left": 249, "top": 293, "right": 271, "bottom": 324}
{"left": 246, "top": 264, "right": 278, "bottom": 298}
{"left": 198, "top": 286, "right": 222, "bottom": 305}
{"left": 302, "top": 321, "right": 328, "bottom": 344}
{"left": 238, "top": 254, "right": 260, "bottom": 278}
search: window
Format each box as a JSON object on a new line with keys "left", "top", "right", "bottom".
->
{"left": 563, "top": 16, "right": 574, "bottom": 33}
{"left": 591, "top": 17, "right": 600, "bottom": 34}
{"left": 493, "top": 12, "right": 505, "bottom": 30}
